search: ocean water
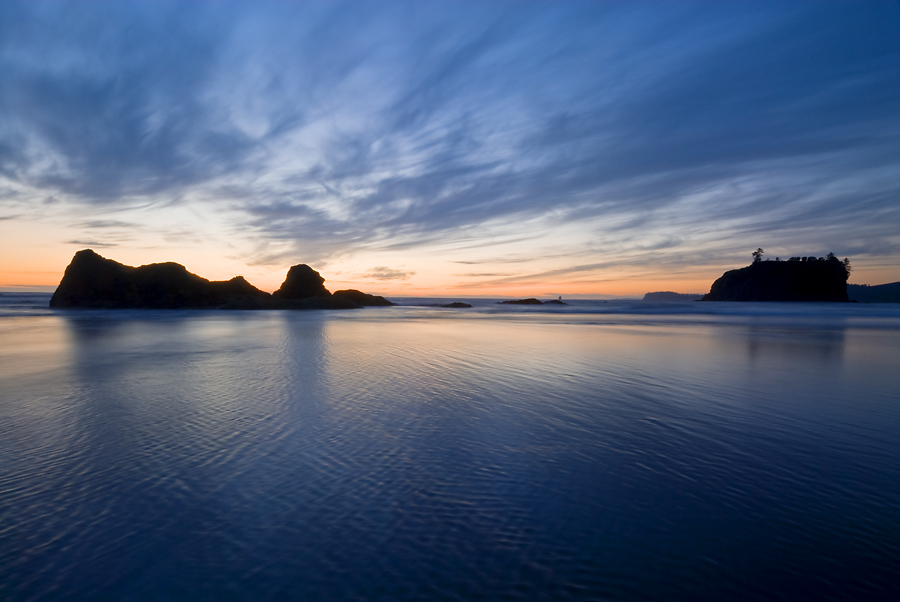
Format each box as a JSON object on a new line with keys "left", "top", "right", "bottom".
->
{"left": 1, "top": 293, "right": 899, "bottom": 601}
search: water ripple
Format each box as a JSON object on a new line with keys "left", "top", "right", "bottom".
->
{"left": 0, "top": 310, "right": 898, "bottom": 600}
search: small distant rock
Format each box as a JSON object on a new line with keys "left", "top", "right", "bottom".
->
{"left": 545, "top": 299, "right": 567, "bottom": 305}
{"left": 499, "top": 298, "right": 544, "bottom": 305}
{"left": 440, "top": 302, "right": 472, "bottom": 308}
{"left": 333, "top": 289, "right": 395, "bottom": 307}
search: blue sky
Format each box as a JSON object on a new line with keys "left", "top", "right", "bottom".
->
{"left": 1, "top": 1, "right": 899, "bottom": 295}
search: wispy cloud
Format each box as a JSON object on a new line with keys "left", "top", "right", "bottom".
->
{"left": 64, "top": 239, "right": 117, "bottom": 248}
{"left": 359, "top": 267, "right": 415, "bottom": 281}
{"left": 76, "top": 220, "right": 139, "bottom": 229}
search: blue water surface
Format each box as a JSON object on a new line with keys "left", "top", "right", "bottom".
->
{"left": 1, "top": 294, "right": 899, "bottom": 601}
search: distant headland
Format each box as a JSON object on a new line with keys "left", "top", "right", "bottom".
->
{"left": 49, "top": 250, "right": 394, "bottom": 310}
{"left": 847, "top": 282, "right": 900, "bottom": 303}
{"left": 643, "top": 292, "right": 703, "bottom": 302}
{"left": 701, "top": 250, "right": 850, "bottom": 302}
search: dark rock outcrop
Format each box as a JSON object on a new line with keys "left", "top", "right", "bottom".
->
{"left": 499, "top": 298, "right": 544, "bottom": 305}
{"left": 440, "top": 302, "right": 473, "bottom": 308}
{"left": 332, "top": 289, "right": 395, "bottom": 307}
{"left": 49, "top": 250, "right": 272, "bottom": 309}
{"left": 643, "top": 292, "right": 703, "bottom": 302}
{"left": 273, "top": 264, "right": 331, "bottom": 300}
{"left": 49, "top": 250, "right": 394, "bottom": 310}
{"left": 702, "top": 257, "right": 850, "bottom": 302}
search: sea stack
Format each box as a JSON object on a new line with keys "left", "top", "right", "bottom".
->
{"left": 49, "top": 249, "right": 272, "bottom": 309}
{"left": 702, "top": 256, "right": 850, "bottom": 302}
{"left": 273, "top": 264, "right": 332, "bottom": 300}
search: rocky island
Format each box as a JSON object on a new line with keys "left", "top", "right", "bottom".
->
{"left": 500, "top": 298, "right": 544, "bottom": 305}
{"left": 702, "top": 251, "right": 851, "bottom": 302}
{"left": 499, "top": 298, "right": 567, "bottom": 305}
{"left": 49, "top": 249, "right": 394, "bottom": 310}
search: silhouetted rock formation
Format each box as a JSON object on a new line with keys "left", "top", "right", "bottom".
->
{"left": 702, "top": 256, "right": 850, "bottom": 302}
{"left": 49, "top": 250, "right": 394, "bottom": 310}
{"left": 273, "top": 264, "right": 331, "bottom": 300}
{"left": 499, "top": 298, "right": 544, "bottom": 305}
{"left": 49, "top": 249, "right": 272, "bottom": 309}
{"left": 440, "top": 302, "right": 472, "bottom": 308}
{"left": 848, "top": 282, "right": 900, "bottom": 303}
{"left": 545, "top": 299, "right": 567, "bottom": 305}
{"left": 643, "top": 292, "right": 703, "bottom": 302}
{"left": 332, "top": 289, "right": 395, "bottom": 306}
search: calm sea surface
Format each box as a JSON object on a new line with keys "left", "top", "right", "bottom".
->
{"left": 1, "top": 294, "right": 899, "bottom": 601}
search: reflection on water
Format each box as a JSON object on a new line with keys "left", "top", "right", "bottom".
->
{"left": 1, "top": 304, "right": 899, "bottom": 601}
{"left": 743, "top": 325, "right": 845, "bottom": 368}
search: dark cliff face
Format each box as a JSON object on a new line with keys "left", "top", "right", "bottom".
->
{"left": 49, "top": 250, "right": 393, "bottom": 310}
{"left": 702, "top": 259, "right": 849, "bottom": 302}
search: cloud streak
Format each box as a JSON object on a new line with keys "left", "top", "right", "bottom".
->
{"left": 64, "top": 240, "right": 117, "bottom": 248}
{"left": 359, "top": 267, "right": 415, "bottom": 281}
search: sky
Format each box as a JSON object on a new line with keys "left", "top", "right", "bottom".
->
{"left": 1, "top": 1, "right": 899, "bottom": 297}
